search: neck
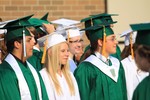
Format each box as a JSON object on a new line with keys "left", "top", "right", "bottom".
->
{"left": 69, "top": 52, "right": 74, "bottom": 59}
{"left": 97, "top": 48, "right": 109, "bottom": 58}
{"left": 12, "top": 51, "right": 26, "bottom": 63}
{"left": 57, "top": 68, "right": 62, "bottom": 77}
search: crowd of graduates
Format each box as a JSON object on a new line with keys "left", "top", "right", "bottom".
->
{"left": 0, "top": 12, "right": 150, "bottom": 100}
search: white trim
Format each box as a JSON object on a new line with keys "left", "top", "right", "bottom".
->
{"left": 5, "top": 54, "right": 42, "bottom": 100}
{"left": 5, "top": 54, "right": 31, "bottom": 100}
{"left": 84, "top": 55, "right": 120, "bottom": 82}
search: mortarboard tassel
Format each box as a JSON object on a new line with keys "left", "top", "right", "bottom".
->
{"left": 23, "top": 29, "right": 26, "bottom": 57}
{"left": 130, "top": 32, "right": 134, "bottom": 59}
{"left": 102, "top": 26, "right": 106, "bottom": 56}
{"left": 67, "top": 31, "right": 70, "bottom": 43}
{"left": 41, "top": 37, "right": 48, "bottom": 63}
{"left": 90, "top": 18, "right": 93, "bottom": 26}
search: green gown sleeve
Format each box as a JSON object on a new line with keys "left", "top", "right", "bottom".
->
{"left": 37, "top": 72, "right": 49, "bottom": 100}
{"left": 132, "top": 75, "right": 150, "bottom": 100}
{"left": 0, "top": 63, "right": 21, "bottom": 100}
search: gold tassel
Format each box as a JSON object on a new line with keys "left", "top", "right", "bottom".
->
{"left": 130, "top": 32, "right": 134, "bottom": 59}
{"left": 102, "top": 26, "right": 106, "bottom": 56}
{"left": 67, "top": 31, "right": 70, "bottom": 43}
{"left": 41, "top": 37, "right": 48, "bottom": 63}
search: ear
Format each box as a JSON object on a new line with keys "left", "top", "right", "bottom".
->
{"left": 14, "top": 41, "right": 21, "bottom": 49}
{"left": 98, "top": 39, "right": 103, "bottom": 47}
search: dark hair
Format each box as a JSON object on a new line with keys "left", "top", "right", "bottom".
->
{"left": 80, "top": 40, "right": 98, "bottom": 61}
{"left": 27, "top": 27, "right": 38, "bottom": 44}
{"left": 0, "top": 18, "right": 2, "bottom": 22}
{"left": 134, "top": 44, "right": 150, "bottom": 72}
{"left": 136, "top": 45, "right": 150, "bottom": 60}
{"left": 121, "top": 45, "right": 131, "bottom": 60}
{"left": 6, "top": 36, "right": 22, "bottom": 53}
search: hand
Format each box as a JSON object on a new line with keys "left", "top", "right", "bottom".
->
{"left": 42, "top": 24, "right": 55, "bottom": 34}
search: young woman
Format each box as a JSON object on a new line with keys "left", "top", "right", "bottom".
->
{"left": 40, "top": 33, "right": 80, "bottom": 100}
{"left": 120, "top": 30, "right": 148, "bottom": 100}
{"left": 130, "top": 23, "right": 150, "bottom": 100}
{"left": 74, "top": 25, "right": 127, "bottom": 100}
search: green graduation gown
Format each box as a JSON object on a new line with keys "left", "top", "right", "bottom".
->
{"left": 132, "top": 75, "right": 150, "bottom": 100}
{"left": 0, "top": 54, "right": 48, "bottom": 100}
{"left": 74, "top": 55, "right": 127, "bottom": 100}
{"left": 28, "top": 49, "right": 43, "bottom": 71}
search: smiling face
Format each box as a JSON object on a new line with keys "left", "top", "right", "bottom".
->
{"left": 68, "top": 36, "right": 83, "bottom": 55}
{"left": 105, "top": 34, "right": 118, "bottom": 56}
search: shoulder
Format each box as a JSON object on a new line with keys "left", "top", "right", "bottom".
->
{"left": 0, "top": 62, "right": 17, "bottom": 82}
{"left": 40, "top": 68, "right": 48, "bottom": 77}
{"left": 110, "top": 56, "right": 120, "bottom": 63}
{"left": 0, "top": 61, "right": 15, "bottom": 73}
{"left": 74, "top": 61, "right": 99, "bottom": 77}
{"left": 137, "top": 75, "right": 150, "bottom": 89}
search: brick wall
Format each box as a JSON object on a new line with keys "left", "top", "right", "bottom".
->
{"left": 0, "top": 0, "right": 106, "bottom": 46}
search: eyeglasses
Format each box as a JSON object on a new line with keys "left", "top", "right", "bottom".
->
{"left": 69, "top": 39, "right": 83, "bottom": 43}
{"left": 106, "top": 37, "right": 117, "bottom": 42}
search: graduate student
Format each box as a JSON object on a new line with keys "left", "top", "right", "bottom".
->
{"left": 28, "top": 12, "right": 55, "bottom": 71}
{"left": 74, "top": 22, "right": 127, "bottom": 100}
{"left": 39, "top": 33, "right": 80, "bottom": 100}
{"left": 120, "top": 29, "right": 148, "bottom": 100}
{"left": 51, "top": 18, "right": 83, "bottom": 72}
{"left": 80, "top": 13, "right": 122, "bottom": 62}
{"left": 0, "top": 15, "right": 48, "bottom": 100}
{"left": 130, "top": 22, "right": 150, "bottom": 100}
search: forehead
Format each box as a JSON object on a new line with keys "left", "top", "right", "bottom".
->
{"left": 69, "top": 36, "right": 81, "bottom": 40}
{"left": 60, "top": 42, "right": 68, "bottom": 48}
{"left": 107, "top": 34, "right": 116, "bottom": 38}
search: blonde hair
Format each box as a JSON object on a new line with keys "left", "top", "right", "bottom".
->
{"left": 44, "top": 42, "right": 75, "bottom": 95}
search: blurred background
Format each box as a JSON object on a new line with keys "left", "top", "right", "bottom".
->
{"left": 0, "top": 0, "right": 150, "bottom": 50}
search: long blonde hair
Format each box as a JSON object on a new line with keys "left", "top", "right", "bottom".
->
{"left": 44, "top": 42, "right": 75, "bottom": 95}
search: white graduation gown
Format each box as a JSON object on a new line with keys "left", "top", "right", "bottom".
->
{"left": 121, "top": 55, "right": 149, "bottom": 100}
{"left": 40, "top": 68, "right": 80, "bottom": 100}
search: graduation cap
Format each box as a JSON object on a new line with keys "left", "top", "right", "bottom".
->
{"left": 51, "top": 18, "right": 82, "bottom": 41}
{"left": 1, "top": 15, "right": 35, "bottom": 57}
{"left": 66, "top": 28, "right": 81, "bottom": 42}
{"left": 4, "top": 14, "right": 34, "bottom": 27}
{"left": 81, "top": 13, "right": 117, "bottom": 27}
{"left": 120, "top": 29, "right": 137, "bottom": 46}
{"left": 28, "top": 18, "right": 50, "bottom": 26}
{"left": 90, "top": 13, "right": 118, "bottom": 25}
{"left": 51, "top": 18, "right": 80, "bottom": 26}
{"left": 120, "top": 29, "right": 137, "bottom": 59}
{"left": 130, "top": 22, "right": 150, "bottom": 46}
{"left": 28, "top": 13, "right": 51, "bottom": 36}
{"left": 41, "top": 12, "right": 49, "bottom": 21}
{"left": 81, "top": 13, "right": 117, "bottom": 40}
{"left": 38, "top": 32, "right": 66, "bottom": 63}
{"left": 81, "top": 24, "right": 114, "bottom": 55}
{"left": 81, "top": 25, "right": 114, "bottom": 41}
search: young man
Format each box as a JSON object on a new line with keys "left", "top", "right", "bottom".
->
{"left": 0, "top": 15, "right": 48, "bottom": 100}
